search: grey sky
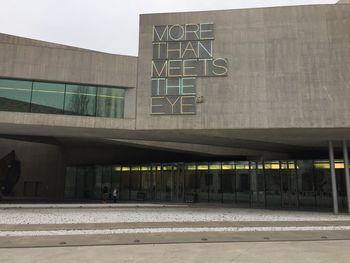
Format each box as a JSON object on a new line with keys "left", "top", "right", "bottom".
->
{"left": 0, "top": 0, "right": 336, "bottom": 56}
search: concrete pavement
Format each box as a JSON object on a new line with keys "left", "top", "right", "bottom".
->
{"left": 1, "top": 240, "right": 350, "bottom": 263}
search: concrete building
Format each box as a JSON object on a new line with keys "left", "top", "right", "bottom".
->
{"left": 0, "top": 2, "right": 350, "bottom": 213}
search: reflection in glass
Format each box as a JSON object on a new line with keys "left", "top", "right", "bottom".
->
{"left": 0, "top": 78, "right": 32, "bottom": 112}
{"left": 96, "top": 87, "right": 124, "bottom": 118}
{"left": 64, "top": 159, "right": 346, "bottom": 212}
{"left": 0, "top": 78, "right": 125, "bottom": 119}
{"left": 64, "top": 84, "right": 96, "bottom": 116}
{"left": 31, "top": 82, "right": 65, "bottom": 114}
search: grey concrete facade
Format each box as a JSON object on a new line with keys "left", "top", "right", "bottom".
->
{"left": 136, "top": 5, "right": 350, "bottom": 131}
{"left": 0, "top": 33, "right": 137, "bottom": 88}
{"left": 0, "top": 3, "right": 350, "bottom": 199}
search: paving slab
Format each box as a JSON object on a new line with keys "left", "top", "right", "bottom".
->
{"left": 0, "top": 230, "right": 349, "bottom": 248}
{"left": 3, "top": 240, "right": 350, "bottom": 263}
{"left": 0, "top": 203, "right": 188, "bottom": 209}
{"left": 1, "top": 220, "right": 350, "bottom": 231}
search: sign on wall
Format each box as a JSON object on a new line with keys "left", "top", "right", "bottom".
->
{"left": 151, "top": 23, "right": 228, "bottom": 115}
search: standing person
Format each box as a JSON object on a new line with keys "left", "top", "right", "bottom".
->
{"left": 112, "top": 188, "right": 118, "bottom": 203}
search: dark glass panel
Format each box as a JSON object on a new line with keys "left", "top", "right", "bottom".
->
{"left": 209, "top": 163, "right": 222, "bottom": 202}
{"left": 162, "top": 165, "right": 172, "bottom": 201}
{"left": 197, "top": 163, "right": 209, "bottom": 202}
{"left": 184, "top": 163, "right": 197, "bottom": 202}
{"left": 280, "top": 161, "right": 299, "bottom": 209}
{"left": 130, "top": 166, "right": 140, "bottom": 200}
{"left": 236, "top": 161, "right": 251, "bottom": 205}
{"left": 314, "top": 160, "right": 332, "bottom": 210}
{"left": 94, "top": 167, "right": 103, "bottom": 199}
{"left": 335, "top": 161, "right": 347, "bottom": 211}
{"left": 64, "top": 167, "right": 76, "bottom": 199}
{"left": 84, "top": 167, "right": 96, "bottom": 199}
{"left": 0, "top": 78, "right": 32, "bottom": 112}
{"left": 251, "top": 162, "right": 265, "bottom": 208}
{"left": 265, "top": 161, "right": 282, "bottom": 208}
{"left": 75, "top": 168, "right": 85, "bottom": 199}
{"left": 31, "top": 82, "right": 65, "bottom": 114}
{"left": 64, "top": 84, "right": 96, "bottom": 116}
{"left": 112, "top": 166, "right": 121, "bottom": 201}
{"left": 95, "top": 166, "right": 112, "bottom": 200}
{"left": 152, "top": 165, "right": 162, "bottom": 201}
{"left": 222, "top": 162, "right": 235, "bottom": 203}
{"left": 297, "top": 160, "right": 316, "bottom": 209}
{"left": 96, "top": 87, "right": 124, "bottom": 118}
{"left": 172, "top": 164, "right": 184, "bottom": 202}
{"left": 120, "top": 167, "right": 130, "bottom": 201}
{"left": 141, "top": 166, "right": 153, "bottom": 201}
{"left": 75, "top": 167, "right": 95, "bottom": 199}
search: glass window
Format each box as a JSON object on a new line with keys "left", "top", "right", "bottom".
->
{"left": 0, "top": 78, "right": 32, "bottom": 112}
{"left": 64, "top": 84, "right": 96, "bottom": 116}
{"left": 96, "top": 87, "right": 124, "bottom": 118}
{"left": 31, "top": 82, "right": 65, "bottom": 114}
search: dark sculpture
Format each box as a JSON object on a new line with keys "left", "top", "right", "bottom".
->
{"left": 0, "top": 151, "right": 21, "bottom": 198}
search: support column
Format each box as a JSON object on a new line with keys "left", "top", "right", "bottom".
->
{"left": 329, "top": 141, "right": 339, "bottom": 214}
{"left": 342, "top": 141, "right": 350, "bottom": 214}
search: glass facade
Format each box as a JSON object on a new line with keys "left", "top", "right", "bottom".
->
{"left": 65, "top": 160, "right": 349, "bottom": 212}
{"left": 0, "top": 78, "right": 125, "bottom": 118}
{"left": 31, "top": 82, "right": 65, "bottom": 114}
{"left": 64, "top": 84, "right": 97, "bottom": 116}
{"left": 0, "top": 78, "right": 32, "bottom": 112}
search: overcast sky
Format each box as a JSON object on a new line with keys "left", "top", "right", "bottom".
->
{"left": 0, "top": 0, "right": 337, "bottom": 56}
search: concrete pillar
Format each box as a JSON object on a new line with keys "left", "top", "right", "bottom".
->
{"left": 342, "top": 141, "right": 350, "bottom": 214}
{"left": 329, "top": 141, "right": 339, "bottom": 214}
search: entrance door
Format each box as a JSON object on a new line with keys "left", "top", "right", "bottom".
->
{"left": 157, "top": 164, "right": 184, "bottom": 202}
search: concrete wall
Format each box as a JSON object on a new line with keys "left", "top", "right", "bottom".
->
{"left": 0, "top": 33, "right": 138, "bottom": 136}
{"left": 0, "top": 33, "right": 138, "bottom": 88}
{"left": 0, "top": 138, "right": 65, "bottom": 199}
{"left": 136, "top": 5, "right": 350, "bottom": 130}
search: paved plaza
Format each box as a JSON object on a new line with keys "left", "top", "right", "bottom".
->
{"left": 1, "top": 204, "right": 349, "bottom": 225}
{"left": 1, "top": 240, "right": 350, "bottom": 263}
{"left": 0, "top": 204, "right": 349, "bottom": 262}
